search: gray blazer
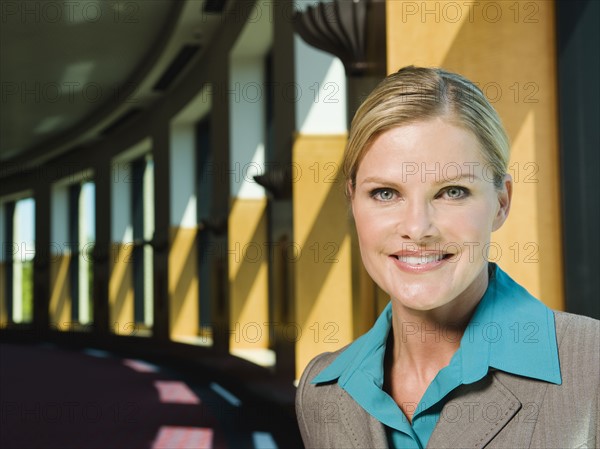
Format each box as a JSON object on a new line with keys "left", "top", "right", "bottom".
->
{"left": 296, "top": 311, "right": 600, "bottom": 448}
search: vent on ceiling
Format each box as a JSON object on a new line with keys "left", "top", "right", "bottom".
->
{"left": 100, "top": 108, "right": 142, "bottom": 136}
{"left": 153, "top": 45, "right": 201, "bottom": 92}
{"left": 203, "top": 0, "right": 227, "bottom": 13}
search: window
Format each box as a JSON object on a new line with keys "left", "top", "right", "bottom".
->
{"left": 196, "top": 117, "right": 213, "bottom": 342}
{"left": 131, "top": 154, "right": 155, "bottom": 327}
{"left": 50, "top": 177, "right": 95, "bottom": 329}
{"left": 2, "top": 197, "right": 35, "bottom": 324}
{"left": 69, "top": 181, "right": 95, "bottom": 325}
{"left": 110, "top": 144, "right": 154, "bottom": 336}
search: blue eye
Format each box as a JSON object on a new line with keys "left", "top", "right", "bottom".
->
{"left": 443, "top": 186, "right": 468, "bottom": 199}
{"left": 371, "top": 188, "right": 396, "bottom": 201}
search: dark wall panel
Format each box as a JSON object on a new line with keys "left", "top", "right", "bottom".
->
{"left": 556, "top": 0, "right": 600, "bottom": 319}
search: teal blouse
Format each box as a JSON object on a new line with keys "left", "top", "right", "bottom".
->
{"left": 311, "top": 264, "right": 562, "bottom": 449}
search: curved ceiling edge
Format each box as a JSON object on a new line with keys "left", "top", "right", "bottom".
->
{"left": 0, "top": 0, "right": 225, "bottom": 179}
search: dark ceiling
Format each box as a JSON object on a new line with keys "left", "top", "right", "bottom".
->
{"left": 0, "top": 0, "right": 224, "bottom": 172}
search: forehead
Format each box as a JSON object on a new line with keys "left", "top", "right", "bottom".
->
{"left": 357, "top": 118, "right": 487, "bottom": 180}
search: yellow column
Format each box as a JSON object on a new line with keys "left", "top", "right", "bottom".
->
{"left": 386, "top": 0, "right": 563, "bottom": 309}
{"left": 49, "top": 254, "right": 71, "bottom": 329}
{"left": 293, "top": 135, "right": 354, "bottom": 379}
{"left": 0, "top": 262, "right": 6, "bottom": 326}
{"left": 169, "top": 227, "right": 199, "bottom": 340}
{"left": 109, "top": 243, "right": 134, "bottom": 332}
{"left": 228, "top": 198, "right": 269, "bottom": 355}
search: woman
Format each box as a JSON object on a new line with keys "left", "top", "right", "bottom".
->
{"left": 295, "top": 66, "right": 599, "bottom": 449}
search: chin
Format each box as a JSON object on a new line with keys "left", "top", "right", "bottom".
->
{"left": 388, "top": 281, "right": 457, "bottom": 312}
{"left": 396, "top": 294, "right": 455, "bottom": 313}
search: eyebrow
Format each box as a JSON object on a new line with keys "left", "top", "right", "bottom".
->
{"left": 360, "top": 173, "right": 482, "bottom": 186}
{"left": 432, "top": 173, "right": 482, "bottom": 185}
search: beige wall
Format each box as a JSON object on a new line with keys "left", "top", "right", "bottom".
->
{"left": 229, "top": 198, "right": 269, "bottom": 350}
{"left": 169, "top": 226, "right": 199, "bottom": 340}
{"left": 109, "top": 243, "right": 134, "bottom": 329}
{"left": 0, "top": 262, "right": 6, "bottom": 326}
{"left": 49, "top": 254, "right": 71, "bottom": 328}
{"left": 293, "top": 135, "right": 354, "bottom": 379}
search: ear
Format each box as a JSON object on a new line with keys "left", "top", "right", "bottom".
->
{"left": 347, "top": 180, "right": 356, "bottom": 216}
{"left": 492, "top": 174, "right": 512, "bottom": 231}
{"left": 346, "top": 180, "right": 355, "bottom": 198}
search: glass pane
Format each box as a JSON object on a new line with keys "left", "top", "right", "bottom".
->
{"left": 143, "top": 156, "right": 154, "bottom": 328}
{"left": 79, "top": 182, "right": 95, "bottom": 324}
{"left": 13, "top": 198, "right": 35, "bottom": 323}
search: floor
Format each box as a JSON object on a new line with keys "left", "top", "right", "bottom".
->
{"left": 0, "top": 343, "right": 303, "bottom": 449}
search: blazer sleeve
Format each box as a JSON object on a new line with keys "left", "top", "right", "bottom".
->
{"left": 551, "top": 311, "right": 600, "bottom": 449}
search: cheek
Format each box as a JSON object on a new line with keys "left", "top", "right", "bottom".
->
{"left": 436, "top": 204, "right": 497, "bottom": 242}
{"left": 353, "top": 207, "right": 390, "bottom": 253}
{"left": 472, "top": 203, "right": 499, "bottom": 233}
{"left": 352, "top": 199, "right": 374, "bottom": 230}
{"left": 354, "top": 210, "right": 379, "bottom": 244}
{"left": 465, "top": 208, "right": 494, "bottom": 242}
{"left": 357, "top": 212, "right": 393, "bottom": 229}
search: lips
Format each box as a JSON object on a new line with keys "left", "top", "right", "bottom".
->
{"left": 393, "top": 254, "right": 446, "bottom": 265}
{"left": 390, "top": 251, "right": 453, "bottom": 272}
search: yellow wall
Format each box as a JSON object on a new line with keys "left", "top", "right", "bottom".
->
{"left": 49, "top": 254, "right": 71, "bottom": 329}
{"left": 293, "top": 135, "right": 354, "bottom": 379}
{"left": 386, "top": 0, "right": 563, "bottom": 309}
{"left": 228, "top": 198, "right": 269, "bottom": 350}
{"left": 0, "top": 262, "right": 6, "bottom": 326}
{"left": 169, "top": 226, "right": 199, "bottom": 340}
{"left": 109, "top": 243, "right": 134, "bottom": 330}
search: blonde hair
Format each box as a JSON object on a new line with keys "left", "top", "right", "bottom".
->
{"left": 344, "top": 66, "right": 510, "bottom": 191}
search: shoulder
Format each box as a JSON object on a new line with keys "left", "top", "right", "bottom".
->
{"left": 296, "top": 347, "right": 346, "bottom": 406}
{"left": 551, "top": 311, "right": 599, "bottom": 393}
{"left": 553, "top": 310, "right": 600, "bottom": 360}
{"left": 295, "top": 349, "right": 347, "bottom": 446}
{"left": 302, "top": 349, "right": 345, "bottom": 380}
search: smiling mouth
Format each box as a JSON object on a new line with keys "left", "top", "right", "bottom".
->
{"left": 391, "top": 253, "right": 453, "bottom": 265}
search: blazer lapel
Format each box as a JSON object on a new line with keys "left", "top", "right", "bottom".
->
{"left": 337, "top": 388, "right": 389, "bottom": 448}
{"left": 427, "top": 374, "right": 521, "bottom": 449}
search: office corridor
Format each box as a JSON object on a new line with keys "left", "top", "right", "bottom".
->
{"left": 0, "top": 343, "right": 302, "bottom": 449}
{"left": 1, "top": 1, "right": 598, "bottom": 448}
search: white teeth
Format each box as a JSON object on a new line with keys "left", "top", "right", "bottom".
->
{"left": 396, "top": 254, "right": 444, "bottom": 265}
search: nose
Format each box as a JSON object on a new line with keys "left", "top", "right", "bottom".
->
{"left": 397, "top": 200, "right": 437, "bottom": 242}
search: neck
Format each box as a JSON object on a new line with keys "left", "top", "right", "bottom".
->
{"left": 388, "top": 266, "right": 489, "bottom": 379}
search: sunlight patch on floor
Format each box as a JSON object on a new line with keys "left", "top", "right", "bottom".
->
{"left": 151, "top": 426, "right": 213, "bottom": 449}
